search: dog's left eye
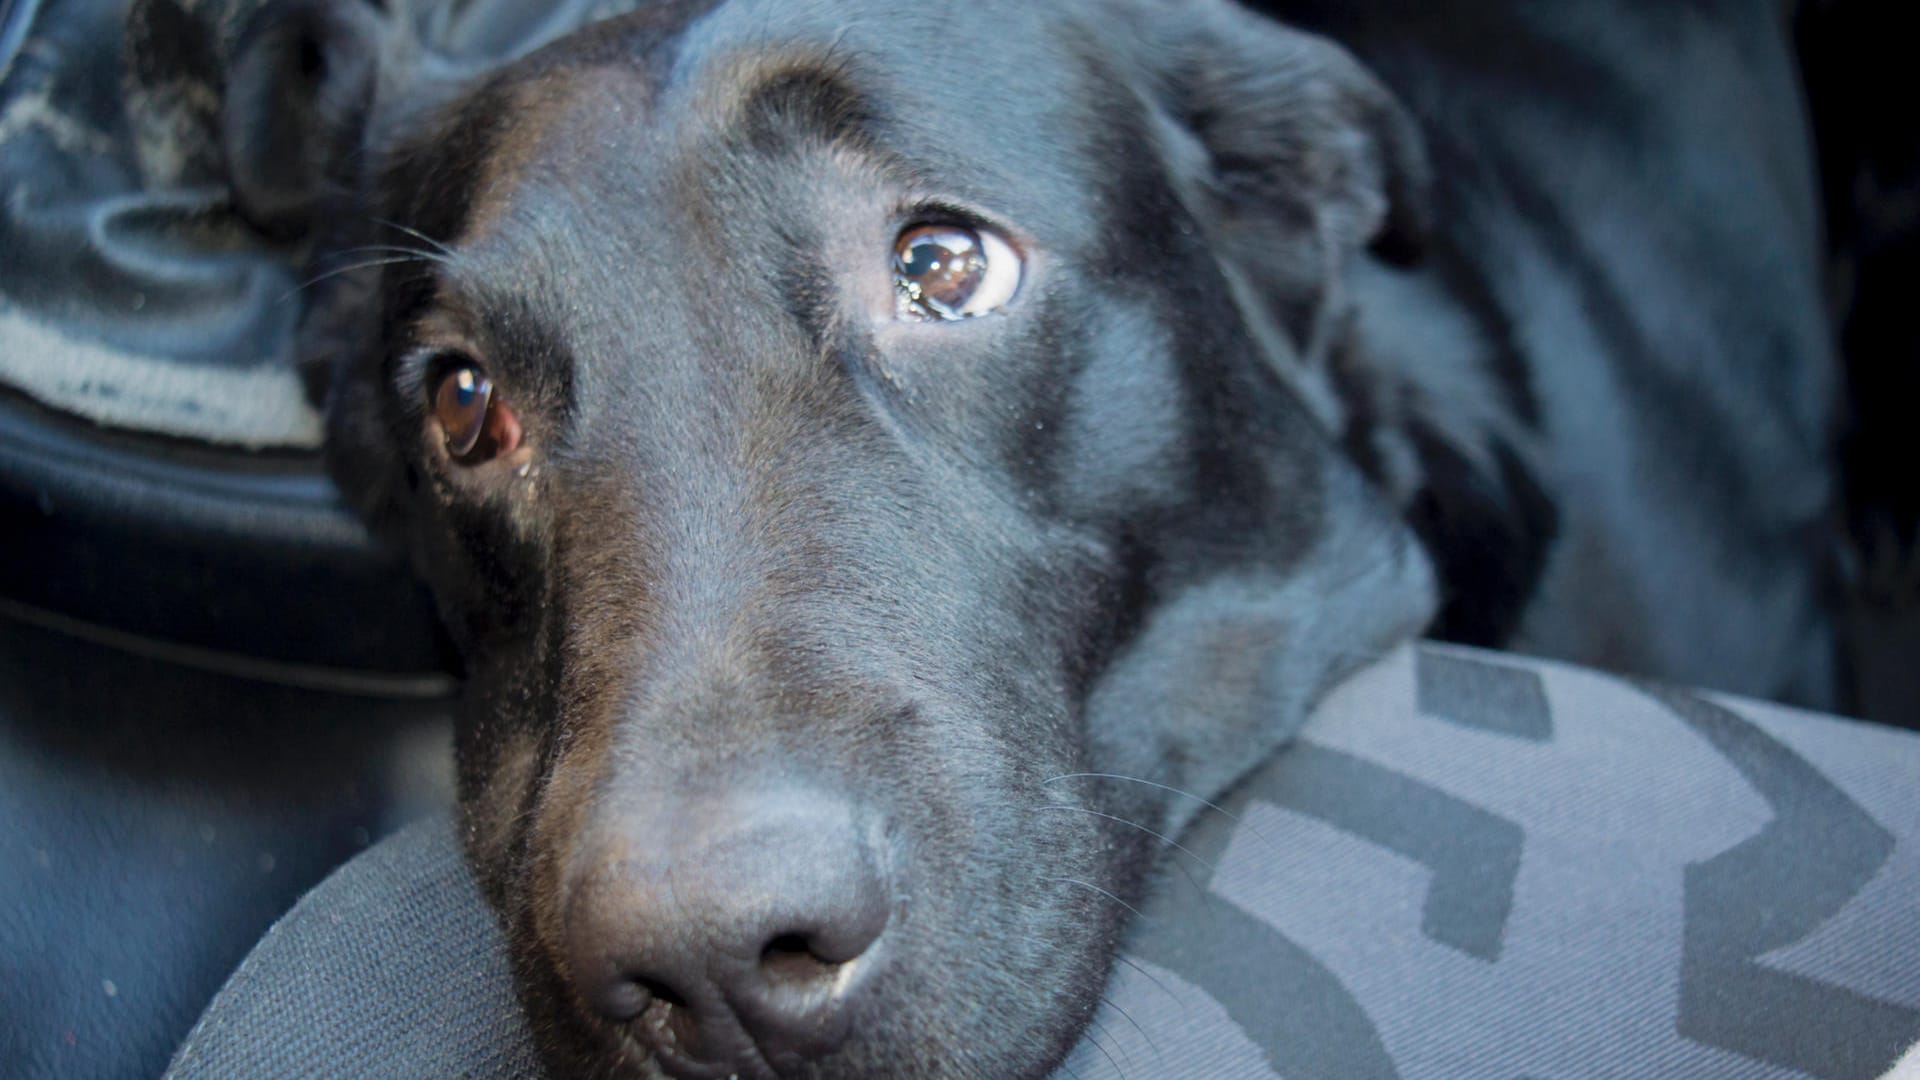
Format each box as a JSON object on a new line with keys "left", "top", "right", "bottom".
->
{"left": 430, "top": 358, "right": 523, "bottom": 464}
{"left": 893, "top": 224, "right": 1021, "bottom": 320}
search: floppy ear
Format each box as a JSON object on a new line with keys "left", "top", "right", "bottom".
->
{"left": 1081, "top": 457, "right": 1437, "bottom": 847}
{"left": 221, "top": 0, "right": 397, "bottom": 238}
{"left": 1131, "top": 0, "right": 1430, "bottom": 353}
{"left": 220, "top": 0, "right": 432, "bottom": 544}
{"left": 221, "top": 0, "right": 476, "bottom": 540}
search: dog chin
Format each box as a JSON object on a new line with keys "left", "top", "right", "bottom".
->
{"left": 531, "top": 997, "right": 1084, "bottom": 1080}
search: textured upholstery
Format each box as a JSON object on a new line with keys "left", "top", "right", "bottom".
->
{"left": 168, "top": 644, "right": 1920, "bottom": 1079}
{"left": 0, "top": 616, "right": 453, "bottom": 1080}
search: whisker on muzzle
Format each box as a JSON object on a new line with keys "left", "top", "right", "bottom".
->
{"left": 331, "top": 243, "right": 452, "bottom": 265}
{"left": 1100, "top": 993, "right": 1165, "bottom": 1076}
{"left": 277, "top": 256, "right": 434, "bottom": 304}
{"left": 369, "top": 215, "right": 457, "bottom": 258}
{"left": 1081, "top": 1014, "right": 1131, "bottom": 1080}
{"left": 1043, "top": 772, "right": 1242, "bottom": 825}
{"left": 1041, "top": 876, "right": 1155, "bottom": 926}
{"left": 1043, "top": 771, "right": 1288, "bottom": 856}
{"left": 1028, "top": 804, "right": 1218, "bottom": 875}
{"left": 1013, "top": 932, "right": 1167, "bottom": 1078}
{"left": 1112, "top": 953, "right": 1189, "bottom": 1018}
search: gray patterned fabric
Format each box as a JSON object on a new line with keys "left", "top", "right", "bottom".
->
{"left": 167, "top": 644, "right": 1920, "bottom": 1079}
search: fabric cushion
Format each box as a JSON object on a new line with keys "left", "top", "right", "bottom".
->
{"left": 166, "top": 644, "right": 1920, "bottom": 1079}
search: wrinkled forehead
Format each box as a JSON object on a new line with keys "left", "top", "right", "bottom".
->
{"left": 397, "top": 0, "right": 1122, "bottom": 254}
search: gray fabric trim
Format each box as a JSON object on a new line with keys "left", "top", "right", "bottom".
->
{"left": 167, "top": 817, "right": 541, "bottom": 1080}
{"left": 0, "top": 302, "right": 319, "bottom": 449}
{"left": 1246, "top": 741, "right": 1523, "bottom": 961}
{"left": 1417, "top": 649, "right": 1552, "bottom": 741}
{"left": 1646, "top": 686, "right": 1920, "bottom": 1079}
{"left": 0, "top": 0, "right": 322, "bottom": 448}
{"left": 0, "top": 0, "right": 658, "bottom": 448}
{"left": 1129, "top": 883, "right": 1399, "bottom": 1080}
{"left": 167, "top": 645, "right": 1920, "bottom": 1080}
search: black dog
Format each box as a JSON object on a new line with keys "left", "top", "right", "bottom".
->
{"left": 220, "top": 0, "right": 1838, "bottom": 1075}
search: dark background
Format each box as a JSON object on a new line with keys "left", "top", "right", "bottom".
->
{"left": 1797, "top": 0, "right": 1920, "bottom": 727}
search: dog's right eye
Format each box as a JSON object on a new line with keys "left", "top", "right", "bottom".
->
{"left": 892, "top": 223, "right": 1022, "bottom": 320}
{"left": 431, "top": 359, "right": 522, "bottom": 464}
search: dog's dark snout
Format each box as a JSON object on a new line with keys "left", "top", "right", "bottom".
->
{"left": 564, "top": 789, "right": 890, "bottom": 1071}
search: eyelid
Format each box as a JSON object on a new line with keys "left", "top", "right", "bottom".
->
{"left": 395, "top": 339, "right": 480, "bottom": 402}
{"left": 895, "top": 199, "right": 995, "bottom": 232}
{"left": 893, "top": 196, "right": 1037, "bottom": 260}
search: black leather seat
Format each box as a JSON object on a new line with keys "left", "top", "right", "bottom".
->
{"left": 0, "top": 391, "right": 449, "bottom": 684}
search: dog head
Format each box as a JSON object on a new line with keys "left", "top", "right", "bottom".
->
{"left": 226, "top": 0, "right": 1434, "bottom": 1075}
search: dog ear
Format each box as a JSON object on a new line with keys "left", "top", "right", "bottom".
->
{"left": 1082, "top": 458, "right": 1437, "bottom": 844}
{"left": 221, "top": 0, "right": 395, "bottom": 238}
{"left": 1131, "top": 0, "right": 1430, "bottom": 334}
{"left": 221, "top": 1, "right": 463, "bottom": 540}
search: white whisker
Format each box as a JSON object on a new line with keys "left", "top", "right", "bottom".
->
{"left": 1113, "top": 953, "right": 1188, "bottom": 1017}
{"left": 278, "top": 256, "right": 432, "bottom": 304}
{"left": 371, "top": 216, "right": 455, "bottom": 257}
{"left": 1031, "top": 804, "right": 1217, "bottom": 875}
{"left": 1043, "top": 876, "right": 1153, "bottom": 925}
{"left": 1044, "top": 771, "right": 1286, "bottom": 853}
{"left": 1082, "top": 1015, "right": 1129, "bottom": 1079}
{"left": 334, "top": 243, "right": 450, "bottom": 265}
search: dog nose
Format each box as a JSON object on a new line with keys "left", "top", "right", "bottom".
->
{"left": 564, "top": 789, "right": 891, "bottom": 1071}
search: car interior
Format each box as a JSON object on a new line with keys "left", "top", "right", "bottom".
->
{"left": 2, "top": 0, "right": 1916, "bottom": 1077}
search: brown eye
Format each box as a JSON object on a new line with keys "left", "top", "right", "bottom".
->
{"left": 892, "top": 223, "right": 1022, "bottom": 320}
{"left": 431, "top": 360, "right": 521, "bottom": 463}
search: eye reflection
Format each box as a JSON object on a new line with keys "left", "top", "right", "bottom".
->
{"left": 892, "top": 223, "right": 1021, "bottom": 320}
{"left": 430, "top": 359, "right": 520, "bottom": 463}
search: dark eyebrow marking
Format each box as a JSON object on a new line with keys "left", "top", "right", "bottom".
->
{"left": 736, "top": 63, "right": 878, "bottom": 153}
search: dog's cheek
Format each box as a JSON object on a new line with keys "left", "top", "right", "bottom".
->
{"left": 403, "top": 492, "right": 554, "bottom": 658}
{"left": 1051, "top": 306, "right": 1194, "bottom": 520}
{"left": 450, "top": 608, "right": 568, "bottom": 902}
{"left": 453, "top": 658, "right": 630, "bottom": 1073}
{"left": 455, "top": 716, "right": 544, "bottom": 905}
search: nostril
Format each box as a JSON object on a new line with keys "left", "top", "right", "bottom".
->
{"left": 566, "top": 791, "right": 890, "bottom": 1067}
{"left": 589, "top": 975, "right": 684, "bottom": 1028}
{"left": 630, "top": 982, "right": 706, "bottom": 1060}
{"left": 759, "top": 933, "right": 845, "bottom": 989}
{"left": 594, "top": 978, "right": 650, "bottom": 1023}
{"left": 636, "top": 977, "right": 685, "bottom": 1011}
{"left": 762, "top": 932, "right": 814, "bottom": 963}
